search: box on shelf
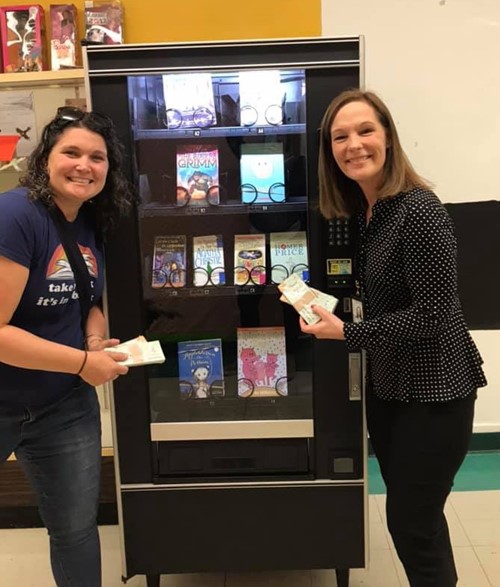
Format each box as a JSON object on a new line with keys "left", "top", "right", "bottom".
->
{"left": 0, "top": 5, "right": 46, "bottom": 73}
{"left": 49, "top": 4, "right": 78, "bottom": 70}
{"left": 84, "top": 0, "right": 123, "bottom": 45}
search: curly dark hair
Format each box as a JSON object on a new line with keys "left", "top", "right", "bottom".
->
{"left": 19, "top": 109, "right": 136, "bottom": 236}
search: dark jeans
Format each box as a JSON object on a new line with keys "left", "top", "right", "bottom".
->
{"left": 0, "top": 382, "right": 102, "bottom": 587}
{"left": 367, "top": 389, "right": 476, "bottom": 587}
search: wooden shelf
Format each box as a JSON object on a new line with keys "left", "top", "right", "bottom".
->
{"left": 0, "top": 68, "right": 85, "bottom": 88}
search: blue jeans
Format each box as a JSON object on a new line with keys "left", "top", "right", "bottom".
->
{"left": 0, "top": 382, "right": 102, "bottom": 586}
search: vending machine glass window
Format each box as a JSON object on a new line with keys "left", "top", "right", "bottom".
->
{"left": 126, "top": 68, "right": 313, "bottom": 443}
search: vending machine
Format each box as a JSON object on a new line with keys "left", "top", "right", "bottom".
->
{"left": 84, "top": 37, "right": 366, "bottom": 587}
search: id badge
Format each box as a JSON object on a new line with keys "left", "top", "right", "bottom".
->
{"left": 351, "top": 297, "right": 364, "bottom": 323}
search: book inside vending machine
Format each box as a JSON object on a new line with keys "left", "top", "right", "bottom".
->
{"left": 85, "top": 37, "right": 367, "bottom": 587}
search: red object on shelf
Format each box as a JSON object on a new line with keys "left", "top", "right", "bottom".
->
{"left": 0, "top": 135, "right": 20, "bottom": 161}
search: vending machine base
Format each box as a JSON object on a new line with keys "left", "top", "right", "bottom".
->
{"left": 119, "top": 480, "right": 366, "bottom": 587}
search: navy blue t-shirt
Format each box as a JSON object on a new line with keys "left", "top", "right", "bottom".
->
{"left": 0, "top": 188, "right": 104, "bottom": 406}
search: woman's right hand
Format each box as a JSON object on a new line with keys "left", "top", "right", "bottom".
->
{"left": 80, "top": 350, "right": 129, "bottom": 386}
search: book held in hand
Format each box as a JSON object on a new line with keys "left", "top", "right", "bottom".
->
{"left": 278, "top": 274, "right": 338, "bottom": 325}
{"left": 104, "top": 335, "right": 165, "bottom": 367}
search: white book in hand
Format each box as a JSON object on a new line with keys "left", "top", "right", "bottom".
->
{"left": 278, "top": 275, "right": 338, "bottom": 325}
{"left": 104, "top": 336, "right": 166, "bottom": 367}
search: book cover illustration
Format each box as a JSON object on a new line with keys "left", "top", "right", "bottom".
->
{"left": 176, "top": 144, "right": 219, "bottom": 207}
{"left": 234, "top": 234, "right": 266, "bottom": 286}
{"left": 192, "top": 235, "right": 225, "bottom": 287}
{"left": 238, "top": 70, "right": 284, "bottom": 127}
{"left": 162, "top": 73, "right": 216, "bottom": 129}
{"left": 84, "top": 0, "right": 123, "bottom": 44}
{"left": 177, "top": 339, "right": 225, "bottom": 399}
{"left": 269, "top": 231, "right": 309, "bottom": 284}
{"left": 152, "top": 235, "right": 187, "bottom": 289}
{"left": 0, "top": 6, "right": 45, "bottom": 73}
{"left": 49, "top": 5, "right": 77, "bottom": 69}
{"left": 237, "top": 327, "right": 287, "bottom": 398}
{"left": 240, "top": 143, "right": 285, "bottom": 204}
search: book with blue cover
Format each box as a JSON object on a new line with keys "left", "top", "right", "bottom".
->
{"left": 177, "top": 338, "right": 225, "bottom": 399}
{"left": 240, "top": 143, "right": 285, "bottom": 204}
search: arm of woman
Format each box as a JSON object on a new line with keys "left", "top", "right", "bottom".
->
{"left": 84, "top": 304, "right": 121, "bottom": 351}
{"left": 0, "top": 255, "right": 128, "bottom": 385}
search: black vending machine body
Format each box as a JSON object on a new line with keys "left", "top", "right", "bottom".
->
{"left": 84, "top": 37, "right": 367, "bottom": 586}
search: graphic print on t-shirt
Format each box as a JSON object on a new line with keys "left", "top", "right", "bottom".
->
{"left": 46, "top": 244, "right": 98, "bottom": 280}
{"left": 36, "top": 243, "right": 99, "bottom": 307}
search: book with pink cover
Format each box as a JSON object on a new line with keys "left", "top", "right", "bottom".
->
{"left": 237, "top": 326, "right": 287, "bottom": 398}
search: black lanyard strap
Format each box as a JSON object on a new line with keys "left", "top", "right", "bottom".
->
{"left": 48, "top": 205, "right": 93, "bottom": 334}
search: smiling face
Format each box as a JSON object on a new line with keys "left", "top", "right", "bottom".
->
{"left": 47, "top": 126, "right": 109, "bottom": 220}
{"left": 330, "top": 100, "right": 388, "bottom": 202}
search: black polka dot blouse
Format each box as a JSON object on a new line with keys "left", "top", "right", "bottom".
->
{"left": 343, "top": 187, "right": 487, "bottom": 402}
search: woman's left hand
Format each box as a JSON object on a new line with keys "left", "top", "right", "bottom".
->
{"left": 300, "top": 305, "right": 345, "bottom": 340}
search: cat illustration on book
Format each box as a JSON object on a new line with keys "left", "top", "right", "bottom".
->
{"left": 240, "top": 348, "right": 279, "bottom": 386}
{"left": 237, "top": 327, "right": 287, "bottom": 398}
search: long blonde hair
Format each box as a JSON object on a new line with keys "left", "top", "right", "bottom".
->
{"left": 318, "top": 89, "right": 430, "bottom": 219}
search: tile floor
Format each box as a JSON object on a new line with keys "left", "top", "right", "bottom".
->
{"left": 0, "top": 489, "right": 499, "bottom": 586}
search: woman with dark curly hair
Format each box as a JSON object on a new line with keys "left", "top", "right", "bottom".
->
{"left": 0, "top": 107, "right": 136, "bottom": 586}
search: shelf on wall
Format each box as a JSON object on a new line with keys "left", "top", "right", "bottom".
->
{"left": 0, "top": 68, "right": 85, "bottom": 88}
